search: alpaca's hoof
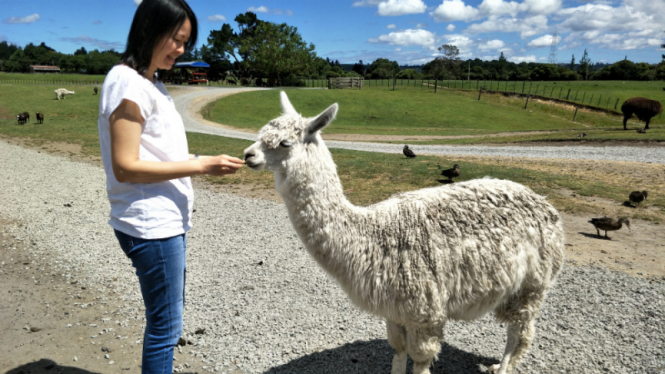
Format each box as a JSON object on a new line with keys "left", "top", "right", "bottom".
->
{"left": 488, "top": 364, "right": 501, "bottom": 374}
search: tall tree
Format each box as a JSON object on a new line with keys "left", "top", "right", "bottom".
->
{"left": 570, "top": 54, "right": 575, "bottom": 70}
{"left": 579, "top": 48, "right": 592, "bottom": 80}
{"left": 351, "top": 60, "right": 365, "bottom": 76}
{"left": 437, "top": 44, "right": 461, "bottom": 78}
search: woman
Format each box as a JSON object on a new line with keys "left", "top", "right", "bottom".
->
{"left": 97, "top": 0, "right": 243, "bottom": 372}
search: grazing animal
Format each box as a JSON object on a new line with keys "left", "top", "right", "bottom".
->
{"left": 589, "top": 217, "right": 630, "bottom": 239}
{"left": 21, "top": 112, "right": 30, "bottom": 123}
{"left": 402, "top": 145, "right": 416, "bottom": 158}
{"left": 440, "top": 163, "right": 460, "bottom": 182}
{"left": 54, "top": 88, "right": 76, "bottom": 100}
{"left": 243, "top": 92, "right": 565, "bottom": 374}
{"left": 16, "top": 113, "right": 27, "bottom": 125}
{"left": 93, "top": 87, "right": 98, "bottom": 95}
{"left": 621, "top": 97, "right": 663, "bottom": 130}
{"left": 629, "top": 190, "right": 648, "bottom": 208}
{"left": 36, "top": 112, "right": 44, "bottom": 124}
{"left": 576, "top": 132, "right": 587, "bottom": 138}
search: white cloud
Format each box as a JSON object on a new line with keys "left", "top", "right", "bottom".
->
{"left": 431, "top": 0, "right": 480, "bottom": 22}
{"left": 479, "top": 39, "right": 506, "bottom": 50}
{"left": 415, "top": 23, "right": 427, "bottom": 29}
{"left": 387, "top": 24, "right": 397, "bottom": 29}
{"left": 478, "top": 0, "right": 521, "bottom": 17}
{"left": 248, "top": 6, "right": 268, "bottom": 13}
{"left": 134, "top": 0, "right": 142, "bottom": 5}
{"left": 378, "top": 0, "right": 427, "bottom": 16}
{"left": 446, "top": 24, "right": 456, "bottom": 31}
{"left": 509, "top": 55, "right": 537, "bottom": 63}
{"left": 466, "top": 15, "right": 548, "bottom": 38}
{"left": 369, "top": 29, "right": 436, "bottom": 47}
{"left": 527, "top": 34, "right": 561, "bottom": 47}
{"left": 207, "top": 15, "right": 226, "bottom": 22}
{"left": 352, "top": 0, "right": 382, "bottom": 6}
{"left": 3, "top": 13, "right": 41, "bottom": 24}
{"left": 521, "top": 0, "right": 561, "bottom": 15}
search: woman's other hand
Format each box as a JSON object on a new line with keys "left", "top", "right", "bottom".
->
{"left": 199, "top": 155, "right": 244, "bottom": 176}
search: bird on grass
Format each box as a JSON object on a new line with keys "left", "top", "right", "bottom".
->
{"left": 441, "top": 164, "right": 460, "bottom": 182}
{"left": 589, "top": 217, "right": 630, "bottom": 239}
{"left": 403, "top": 145, "right": 416, "bottom": 158}
{"left": 629, "top": 191, "right": 648, "bottom": 208}
{"left": 576, "top": 133, "right": 587, "bottom": 138}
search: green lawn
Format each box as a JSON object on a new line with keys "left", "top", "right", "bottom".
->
{"left": 205, "top": 85, "right": 665, "bottom": 143}
{"left": 0, "top": 82, "right": 663, "bottom": 221}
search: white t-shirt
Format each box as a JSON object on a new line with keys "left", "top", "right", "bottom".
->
{"left": 98, "top": 65, "right": 193, "bottom": 239}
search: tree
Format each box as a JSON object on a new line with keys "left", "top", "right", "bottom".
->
{"left": 570, "top": 54, "right": 575, "bottom": 70}
{"left": 206, "top": 12, "right": 317, "bottom": 85}
{"left": 578, "top": 48, "right": 592, "bottom": 80}
{"left": 74, "top": 47, "right": 88, "bottom": 56}
{"left": 366, "top": 58, "right": 399, "bottom": 79}
{"left": 351, "top": 60, "right": 365, "bottom": 76}
{"left": 437, "top": 44, "right": 461, "bottom": 78}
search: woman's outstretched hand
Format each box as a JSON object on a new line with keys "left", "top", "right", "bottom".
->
{"left": 199, "top": 154, "right": 244, "bottom": 176}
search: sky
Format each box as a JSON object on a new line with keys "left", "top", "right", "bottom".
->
{"left": 1, "top": 0, "right": 664, "bottom": 66}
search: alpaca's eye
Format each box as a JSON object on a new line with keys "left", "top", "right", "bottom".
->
{"left": 280, "top": 140, "right": 293, "bottom": 148}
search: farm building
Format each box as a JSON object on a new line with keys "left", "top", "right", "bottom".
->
{"left": 29, "top": 65, "right": 61, "bottom": 73}
{"left": 163, "top": 61, "right": 209, "bottom": 84}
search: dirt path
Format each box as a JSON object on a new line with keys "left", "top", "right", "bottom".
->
{"left": 1, "top": 88, "right": 663, "bottom": 373}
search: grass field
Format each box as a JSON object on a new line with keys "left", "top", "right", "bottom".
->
{"left": 205, "top": 84, "right": 665, "bottom": 143}
{"left": 0, "top": 81, "right": 663, "bottom": 223}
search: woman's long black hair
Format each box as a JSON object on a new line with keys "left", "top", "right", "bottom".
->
{"left": 120, "top": 0, "right": 198, "bottom": 76}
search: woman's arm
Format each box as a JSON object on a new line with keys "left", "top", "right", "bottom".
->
{"left": 110, "top": 99, "right": 243, "bottom": 183}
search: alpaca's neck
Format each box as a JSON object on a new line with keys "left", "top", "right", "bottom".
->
{"left": 276, "top": 142, "right": 365, "bottom": 273}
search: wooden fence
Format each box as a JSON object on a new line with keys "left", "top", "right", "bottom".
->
{"left": 328, "top": 77, "right": 364, "bottom": 89}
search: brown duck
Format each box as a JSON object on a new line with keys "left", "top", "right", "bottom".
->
{"left": 589, "top": 217, "right": 630, "bottom": 239}
{"left": 403, "top": 145, "right": 416, "bottom": 158}
{"left": 441, "top": 164, "right": 460, "bottom": 182}
{"left": 629, "top": 190, "right": 648, "bottom": 207}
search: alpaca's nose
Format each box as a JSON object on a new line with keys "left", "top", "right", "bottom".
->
{"left": 244, "top": 152, "right": 254, "bottom": 161}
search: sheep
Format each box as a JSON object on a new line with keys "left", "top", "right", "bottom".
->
{"left": 54, "top": 88, "right": 75, "bottom": 100}
{"left": 621, "top": 97, "right": 663, "bottom": 130}
{"left": 243, "top": 92, "right": 565, "bottom": 374}
{"left": 36, "top": 112, "right": 44, "bottom": 124}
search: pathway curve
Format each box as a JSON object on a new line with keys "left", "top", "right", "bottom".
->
{"left": 174, "top": 86, "right": 665, "bottom": 164}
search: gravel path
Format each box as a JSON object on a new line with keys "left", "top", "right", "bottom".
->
{"left": 1, "top": 138, "right": 664, "bottom": 374}
{"left": 174, "top": 87, "right": 665, "bottom": 164}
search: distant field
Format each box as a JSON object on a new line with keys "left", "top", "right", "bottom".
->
{"left": 0, "top": 72, "right": 106, "bottom": 85}
{"left": 205, "top": 84, "right": 665, "bottom": 143}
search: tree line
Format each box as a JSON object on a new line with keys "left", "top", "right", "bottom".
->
{"left": 2, "top": 12, "right": 664, "bottom": 84}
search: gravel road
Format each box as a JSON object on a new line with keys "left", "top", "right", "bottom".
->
{"left": 1, "top": 134, "right": 664, "bottom": 374}
{"left": 174, "top": 87, "right": 665, "bottom": 164}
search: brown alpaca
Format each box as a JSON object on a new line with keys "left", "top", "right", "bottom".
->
{"left": 621, "top": 97, "right": 663, "bottom": 130}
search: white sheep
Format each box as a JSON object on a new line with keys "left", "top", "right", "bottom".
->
{"left": 243, "top": 92, "right": 565, "bottom": 374}
{"left": 54, "top": 88, "right": 75, "bottom": 100}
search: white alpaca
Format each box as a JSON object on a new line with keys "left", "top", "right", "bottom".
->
{"left": 244, "top": 92, "right": 565, "bottom": 374}
{"left": 54, "top": 88, "right": 75, "bottom": 100}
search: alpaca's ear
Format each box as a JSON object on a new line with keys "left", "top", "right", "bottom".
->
{"left": 308, "top": 103, "right": 338, "bottom": 135}
{"left": 280, "top": 91, "right": 297, "bottom": 115}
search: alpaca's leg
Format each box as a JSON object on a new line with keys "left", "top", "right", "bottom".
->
{"left": 387, "top": 321, "right": 408, "bottom": 374}
{"left": 645, "top": 118, "right": 651, "bottom": 130}
{"left": 492, "top": 288, "right": 544, "bottom": 374}
{"left": 406, "top": 324, "right": 444, "bottom": 374}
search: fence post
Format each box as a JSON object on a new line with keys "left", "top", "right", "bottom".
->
{"left": 550, "top": 86, "right": 555, "bottom": 97}
{"left": 606, "top": 96, "right": 610, "bottom": 108}
{"left": 478, "top": 88, "right": 482, "bottom": 100}
{"left": 477, "top": 80, "right": 479, "bottom": 90}
{"left": 573, "top": 107, "right": 578, "bottom": 121}
{"left": 528, "top": 81, "right": 533, "bottom": 95}
{"left": 524, "top": 95, "right": 530, "bottom": 109}
{"left": 615, "top": 98, "right": 620, "bottom": 110}
{"left": 597, "top": 94, "right": 602, "bottom": 106}
{"left": 574, "top": 90, "right": 579, "bottom": 101}
{"left": 589, "top": 93, "right": 594, "bottom": 105}
{"left": 522, "top": 81, "right": 526, "bottom": 94}
{"left": 490, "top": 80, "right": 492, "bottom": 91}
{"left": 566, "top": 88, "right": 570, "bottom": 100}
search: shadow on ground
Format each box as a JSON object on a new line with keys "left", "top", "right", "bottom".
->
{"left": 264, "top": 339, "right": 498, "bottom": 374}
{"left": 4, "top": 359, "right": 100, "bottom": 374}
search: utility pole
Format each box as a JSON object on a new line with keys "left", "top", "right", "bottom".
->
{"left": 468, "top": 61, "right": 470, "bottom": 81}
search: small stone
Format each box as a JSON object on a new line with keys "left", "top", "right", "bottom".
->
{"left": 105, "top": 354, "right": 110, "bottom": 359}
{"left": 73, "top": 357, "right": 78, "bottom": 362}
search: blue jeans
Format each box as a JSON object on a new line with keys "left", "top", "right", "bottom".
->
{"left": 114, "top": 230, "right": 186, "bottom": 374}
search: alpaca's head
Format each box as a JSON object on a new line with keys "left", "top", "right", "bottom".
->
{"left": 244, "top": 91, "right": 338, "bottom": 172}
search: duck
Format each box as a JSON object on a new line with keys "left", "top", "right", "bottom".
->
{"left": 588, "top": 217, "right": 630, "bottom": 239}
{"left": 576, "top": 132, "right": 587, "bottom": 138}
{"left": 403, "top": 145, "right": 416, "bottom": 158}
{"left": 441, "top": 164, "right": 460, "bottom": 182}
{"left": 629, "top": 190, "right": 648, "bottom": 208}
